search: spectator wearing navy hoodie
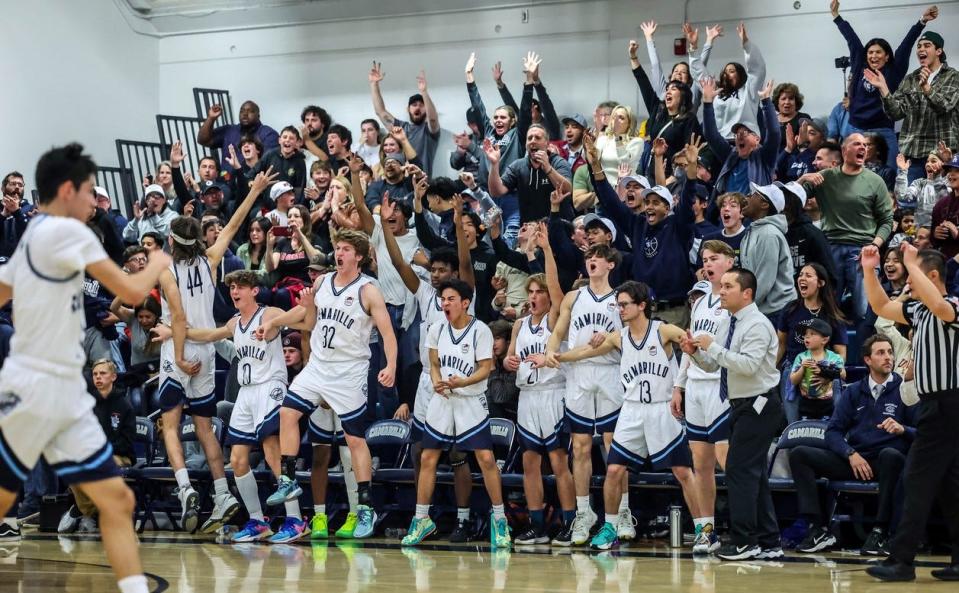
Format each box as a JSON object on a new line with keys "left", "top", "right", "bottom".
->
{"left": 585, "top": 132, "right": 697, "bottom": 327}
{"left": 739, "top": 183, "right": 796, "bottom": 322}
{"left": 0, "top": 172, "right": 30, "bottom": 258}
{"left": 701, "top": 77, "right": 780, "bottom": 199}
{"left": 777, "top": 118, "right": 828, "bottom": 183}
{"left": 788, "top": 334, "right": 914, "bottom": 556}
{"left": 777, "top": 181, "right": 838, "bottom": 283}
{"left": 830, "top": 1, "right": 936, "bottom": 168}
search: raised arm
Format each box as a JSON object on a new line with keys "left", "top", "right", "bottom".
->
{"left": 630, "top": 40, "right": 660, "bottom": 114}
{"left": 537, "top": 221, "right": 565, "bottom": 326}
{"left": 368, "top": 61, "right": 396, "bottom": 127}
{"left": 892, "top": 7, "right": 935, "bottom": 81}
{"left": 416, "top": 70, "right": 441, "bottom": 135}
{"left": 379, "top": 195, "right": 421, "bottom": 294}
{"left": 546, "top": 290, "right": 576, "bottom": 355}
{"left": 700, "top": 78, "right": 732, "bottom": 161}
{"left": 207, "top": 167, "right": 277, "bottom": 268}
{"left": 902, "top": 241, "right": 957, "bottom": 323}
{"left": 350, "top": 156, "right": 375, "bottom": 235}
{"left": 483, "top": 139, "right": 510, "bottom": 197}
{"left": 452, "top": 194, "right": 475, "bottom": 289}
{"left": 196, "top": 104, "right": 222, "bottom": 147}
{"left": 757, "top": 82, "right": 781, "bottom": 168}
{"left": 861, "top": 245, "right": 907, "bottom": 323}
{"left": 466, "top": 53, "right": 494, "bottom": 137}
{"left": 643, "top": 21, "right": 668, "bottom": 97}
{"left": 740, "top": 23, "right": 767, "bottom": 97}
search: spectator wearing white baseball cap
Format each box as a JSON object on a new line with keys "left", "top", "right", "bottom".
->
{"left": 122, "top": 184, "right": 177, "bottom": 244}
{"left": 95, "top": 186, "right": 128, "bottom": 241}
{"left": 267, "top": 181, "right": 295, "bottom": 226}
{"left": 776, "top": 181, "right": 837, "bottom": 283}
{"left": 739, "top": 182, "right": 796, "bottom": 322}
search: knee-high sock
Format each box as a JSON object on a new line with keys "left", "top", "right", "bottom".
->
{"left": 340, "top": 445, "right": 359, "bottom": 511}
{"left": 235, "top": 471, "right": 263, "bottom": 521}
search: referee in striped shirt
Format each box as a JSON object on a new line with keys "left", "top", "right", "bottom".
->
{"left": 861, "top": 243, "right": 959, "bottom": 582}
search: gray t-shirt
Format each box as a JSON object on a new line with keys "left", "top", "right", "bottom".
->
{"left": 396, "top": 119, "right": 440, "bottom": 176}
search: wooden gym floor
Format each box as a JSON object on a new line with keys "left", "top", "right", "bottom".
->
{"left": 0, "top": 531, "right": 952, "bottom": 592}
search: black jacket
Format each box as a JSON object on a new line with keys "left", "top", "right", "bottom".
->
{"left": 91, "top": 388, "right": 137, "bottom": 461}
{"left": 786, "top": 213, "right": 838, "bottom": 283}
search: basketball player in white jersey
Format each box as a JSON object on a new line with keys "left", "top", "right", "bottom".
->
{"left": 549, "top": 281, "right": 698, "bottom": 550}
{"left": 379, "top": 194, "right": 479, "bottom": 542}
{"left": 672, "top": 239, "right": 734, "bottom": 554}
{"left": 504, "top": 224, "right": 576, "bottom": 546}
{"left": 156, "top": 167, "right": 275, "bottom": 534}
{"left": 258, "top": 229, "right": 397, "bottom": 541}
{"left": 401, "top": 279, "right": 510, "bottom": 549}
{"left": 151, "top": 269, "right": 310, "bottom": 543}
{"left": 0, "top": 144, "right": 171, "bottom": 593}
{"left": 546, "top": 243, "right": 629, "bottom": 545}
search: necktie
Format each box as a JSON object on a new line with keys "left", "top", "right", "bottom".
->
{"left": 719, "top": 317, "right": 737, "bottom": 402}
{"left": 873, "top": 384, "right": 882, "bottom": 399}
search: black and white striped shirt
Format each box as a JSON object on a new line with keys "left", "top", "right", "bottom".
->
{"left": 903, "top": 297, "right": 959, "bottom": 397}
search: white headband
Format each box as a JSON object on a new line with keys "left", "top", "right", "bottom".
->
{"left": 171, "top": 232, "right": 196, "bottom": 246}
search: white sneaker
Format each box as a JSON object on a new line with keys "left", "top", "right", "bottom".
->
{"left": 201, "top": 492, "right": 240, "bottom": 534}
{"left": 616, "top": 509, "right": 637, "bottom": 541}
{"left": 57, "top": 506, "right": 81, "bottom": 534}
{"left": 177, "top": 487, "right": 200, "bottom": 533}
{"left": 571, "top": 508, "right": 597, "bottom": 546}
{"left": 77, "top": 517, "right": 98, "bottom": 534}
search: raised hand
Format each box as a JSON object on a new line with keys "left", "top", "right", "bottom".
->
{"left": 207, "top": 104, "right": 223, "bottom": 121}
{"left": 482, "top": 138, "right": 501, "bottom": 165}
{"left": 368, "top": 61, "right": 385, "bottom": 84}
{"left": 683, "top": 23, "right": 699, "bottom": 49}
{"left": 860, "top": 244, "right": 881, "bottom": 271}
{"left": 182, "top": 172, "right": 199, "bottom": 193}
{"left": 451, "top": 193, "right": 464, "bottom": 219}
{"left": 348, "top": 152, "right": 364, "bottom": 175}
{"left": 758, "top": 79, "right": 774, "bottom": 101}
{"left": 785, "top": 123, "right": 797, "bottom": 153}
{"left": 182, "top": 199, "right": 196, "bottom": 218}
{"left": 225, "top": 143, "right": 241, "bottom": 170}
{"left": 170, "top": 140, "right": 185, "bottom": 167}
{"left": 488, "top": 210, "right": 502, "bottom": 240}
{"left": 380, "top": 193, "right": 396, "bottom": 220}
{"left": 583, "top": 131, "right": 599, "bottom": 166}
{"left": 922, "top": 5, "right": 938, "bottom": 23}
{"left": 132, "top": 200, "right": 143, "bottom": 220}
{"left": 416, "top": 70, "right": 428, "bottom": 92}
{"left": 706, "top": 24, "right": 724, "bottom": 43}
{"left": 412, "top": 174, "right": 429, "bottom": 206}
{"left": 628, "top": 39, "right": 639, "bottom": 59}
{"left": 830, "top": 0, "right": 840, "bottom": 18}
{"left": 390, "top": 125, "right": 408, "bottom": 143}
{"left": 550, "top": 188, "right": 568, "bottom": 208}
{"left": 863, "top": 68, "right": 889, "bottom": 95}
{"left": 459, "top": 171, "right": 476, "bottom": 189}
{"left": 684, "top": 133, "right": 705, "bottom": 162}
{"left": 896, "top": 154, "right": 911, "bottom": 172}
{"left": 535, "top": 221, "right": 550, "bottom": 250}
{"left": 736, "top": 21, "right": 748, "bottom": 45}
{"left": 453, "top": 131, "right": 472, "bottom": 151}
{"left": 523, "top": 51, "right": 542, "bottom": 82}
{"left": 618, "top": 160, "right": 633, "bottom": 178}
{"left": 641, "top": 20, "right": 657, "bottom": 41}
{"left": 250, "top": 166, "right": 278, "bottom": 194}
{"left": 465, "top": 52, "right": 477, "bottom": 83}
{"left": 652, "top": 137, "right": 668, "bottom": 158}
{"left": 700, "top": 76, "right": 718, "bottom": 103}
{"left": 492, "top": 60, "right": 504, "bottom": 86}
{"left": 938, "top": 140, "right": 953, "bottom": 163}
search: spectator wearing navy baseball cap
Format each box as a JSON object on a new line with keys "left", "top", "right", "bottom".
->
{"left": 739, "top": 183, "right": 796, "bottom": 323}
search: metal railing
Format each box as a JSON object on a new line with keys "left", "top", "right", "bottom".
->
{"left": 156, "top": 114, "right": 215, "bottom": 177}
{"left": 96, "top": 166, "right": 136, "bottom": 217}
{"left": 193, "top": 87, "right": 234, "bottom": 125}
{"left": 116, "top": 139, "right": 168, "bottom": 202}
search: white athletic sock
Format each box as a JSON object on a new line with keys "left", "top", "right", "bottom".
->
{"left": 576, "top": 496, "right": 591, "bottom": 513}
{"left": 618, "top": 495, "right": 629, "bottom": 512}
{"left": 340, "top": 446, "right": 359, "bottom": 512}
{"left": 694, "top": 517, "right": 704, "bottom": 530}
{"left": 174, "top": 468, "right": 191, "bottom": 490}
{"left": 605, "top": 513, "right": 617, "bottom": 526}
{"left": 491, "top": 504, "right": 506, "bottom": 521}
{"left": 284, "top": 500, "right": 302, "bottom": 520}
{"left": 457, "top": 507, "right": 470, "bottom": 521}
{"left": 701, "top": 516, "right": 714, "bottom": 529}
{"left": 415, "top": 504, "right": 430, "bottom": 519}
{"left": 213, "top": 477, "right": 229, "bottom": 497}
{"left": 235, "top": 472, "right": 263, "bottom": 521}
{"left": 314, "top": 504, "right": 326, "bottom": 516}
{"left": 118, "top": 574, "right": 149, "bottom": 593}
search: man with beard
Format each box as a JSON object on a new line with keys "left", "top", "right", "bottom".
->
{"left": 122, "top": 184, "right": 178, "bottom": 244}
{"left": 866, "top": 30, "right": 959, "bottom": 182}
{"left": 799, "top": 133, "right": 893, "bottom": 326}
{"left": 1, "top": 172, "right": 29, "bottom": 257}
{"left": 369, "top": 63, "right": 441, "bottom": 175}
{"left": 197, "top": 101, "right": 279, "bottom": 173}
{"left": 364, "top": 153, "right": 413, "bottom": 211}
{"left": 300, "top": 104, "right": 332, "bottom": 165}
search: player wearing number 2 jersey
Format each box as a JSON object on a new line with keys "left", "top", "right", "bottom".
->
{"left": 504, "top": 224, "right": 577, "bottom": 546}
{"left": 156, "top": 167, "right": 276, "bottom": 534}
{"left": 258, "top": 229, "right": 397, "bottom": 541}
{"left": 0, "top": 144, "right": 172, "bottom": 593}
{"left": 553, "top": 281, "right": 699, "bottom": 551}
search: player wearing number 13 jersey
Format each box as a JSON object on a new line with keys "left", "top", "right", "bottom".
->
{"left": 259, "top": 230, "right": 397, "bottom": 541}
{"left": 555, "top": 281, "right": 698, "bottom": 551}
{"left": 155, "top": 167, "right": 275, "bottom": 534}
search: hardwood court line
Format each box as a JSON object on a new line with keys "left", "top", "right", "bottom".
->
{"left": 2, "top": 555, "right": 170, "bottom": 593}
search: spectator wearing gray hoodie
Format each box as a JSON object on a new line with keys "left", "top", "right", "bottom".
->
{"left": 739, "top": 183, "right": 796, "bottom": 322}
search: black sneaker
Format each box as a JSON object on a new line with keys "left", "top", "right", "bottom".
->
{"left": 865, "top": 557, "right": 915, "bottom": 582}
{"left": 716, "top": 543, "right": 761, "bottom": 561}
{"left": 0, "top": 523, "right": 21, "bottom": 540}
{"left": 551, "top": 520, "right": 574, "bottom": 547}
{"left": 449, "top": 518, "right": 473, "bottom": 543}
{"left": 860, "top": 527, "right": 887, "bottom": 556}
{"left": 797, "top": 526, "right": 837, "bottom": 553}
{"left": 931, "top": 564, "right": 959, "bottom": 581}
{"left": 515, "top": 526, "right": 549, "bottom": 545}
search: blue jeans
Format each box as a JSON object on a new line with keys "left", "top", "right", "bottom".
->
{"left": 832, "top": 243, "right": 868, "bottom": 319}
{"left": 848, "top": 125, "right": 899, "bottom": 169}
{"left": 498, "top": 193, "right": 520, "bottom": 249}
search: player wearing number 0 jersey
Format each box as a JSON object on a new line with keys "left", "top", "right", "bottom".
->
{"left": 505, "top": 227, "right": 578, "bottom": 547}
{"left": 155, "top": 167, "right": 275, "bottom": 535}
{"left": 546, "top": 243, "right": 627, "bottom": 545}
{"left": 0, "top": 144, "right": 173, "bottom": 593}
{"left": 555, "top": 281, "right": 699, "bottom": 551}
{"left": 260, "top": 229, "right": 397, "bottom": 541}
{"left": 673, "top": 240, "right": 734, "bottom": 554}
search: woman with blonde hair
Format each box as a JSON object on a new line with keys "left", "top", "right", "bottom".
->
{"left": 594, "top": 105, "right": 643, "bottom": 184}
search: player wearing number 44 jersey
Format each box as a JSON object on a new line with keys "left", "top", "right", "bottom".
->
{"left": 152, "top": 269, "right": 310, "bottom": 543}
{"left": 0, "top": 144, "right": 173, "bottom": 593}
{"left": 258, "top": 230, "right": 397, "bottom": 541}
{"left": 550, "top": 281, "right": 699, "bottom": 551}
{"left": 155, "top": 166, "right": 277, "bottom": 535}
{"left": 504, "top": 223, "right": 577, "bottom": 546}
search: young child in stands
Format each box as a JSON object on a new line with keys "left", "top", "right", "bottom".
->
{"left": 789, "top": 318, "right": 846, "bottom": 419}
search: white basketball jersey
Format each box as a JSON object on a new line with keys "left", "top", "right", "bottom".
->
{"left": 515, "top": 315, "right": 564, "bottom": 390}
{"left": 0, "top": 215, "right": 107, "bottom": 374}
{"left": 688, "top": 292, "right": 728, "bottom": 381}
{"left": 415, "top": 281, "right": 475, "bottom": 373}
{"left": 427, "top": 317, "right": 493, "bottom": 397}
{"left": 620, "top": 321, "right": 677, "bottom": 404}
{"left": 161, "top": 257, "right": 216, "bottom": 332}
{"left": 311, "top": 272, "right": 375, "bottom": 364}
{"left": 233, "top": 307, "right": 286, "bottom": 386}
{"left": 568, "top": 286, "right": 622, "bottom": 365}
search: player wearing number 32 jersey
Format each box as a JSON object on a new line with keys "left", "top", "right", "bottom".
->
{"left": 553, "top": 281, "right": 699, "bottom": 551}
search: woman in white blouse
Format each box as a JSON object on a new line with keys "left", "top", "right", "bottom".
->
{"left": 594, "top": 105, "right": 643, "bottom": 185}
